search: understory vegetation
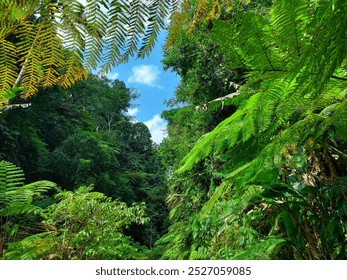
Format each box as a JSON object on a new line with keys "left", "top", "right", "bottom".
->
{"left": 1, "top": 0, "right": 346, "bottom": 260}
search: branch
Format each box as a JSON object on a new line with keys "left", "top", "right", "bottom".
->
{"left": 196, "top": 89, "right": 240, "bottom": 111}
{"left": 328, "top": 145, "right": 347, "bottom": 158}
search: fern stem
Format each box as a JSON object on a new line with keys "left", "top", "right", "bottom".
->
{"left": 254, "top": 33, "right": 275, "bottom": 71}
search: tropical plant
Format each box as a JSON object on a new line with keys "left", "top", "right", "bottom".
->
{"left": 0, "top": 160, "right": 55, "bottom": 258}
{"left": 0, "top": 0, "right": 178, "bottom": 106}
{"left": 4, "top": 186, "right": 149, "bottom": 260}
{"left": 158, "top": 0, "right": 347, "bottom": 260}
{"left": 0, "top": 74, "right": 169, "bottom": 249}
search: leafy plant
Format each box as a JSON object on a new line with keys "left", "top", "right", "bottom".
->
{"left": 0, "top": 0, "right": 178, "bottom": 105}
{"left": 5, "top": 186, "right": 150, "bottom": 260}
{"left": 0, "top": 160, "right": 55, "bottom": 258}
{"left": 158, "top": 0, "right": 347, "bottom": 260}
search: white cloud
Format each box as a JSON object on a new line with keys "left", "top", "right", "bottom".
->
{"left": 128, "top": 65, "right": 161, "bottom": 87}
{"left": 109, "top": 72, "right": 119, "bottom": 80}
{"left": 126, "top": 107, "right": 138, "bottom": 117}
{"left": 144, "top": 114, "right": 167, "bottom": 144}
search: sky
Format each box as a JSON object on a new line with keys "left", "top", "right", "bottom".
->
{"left": 76, "top": 1, "right": 181, "bottom": 144}
{"left": 106, "top": 31, "right": 180, "bottom": 144}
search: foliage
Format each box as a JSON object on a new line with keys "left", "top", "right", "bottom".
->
{"left": 158, "top": 0, "right": 347, "bottom": 260}
{"left": 5, "top": 186, "right": 149, "bottom": 260}
{"left": 0, "top": 0, "right": 178, "bottom": 105}
{"left": 0, "top": 160, "right": 55, "bottom": 258}
{"left": 1, "top": 0, "right": 346, "bottom": 260}
{"left": 0, "top": 74, "right": 169, "bottom": 250}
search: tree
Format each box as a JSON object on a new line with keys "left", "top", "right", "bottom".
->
{"left": 158, "top": 0, "right": 346, "bottom": 260}
{"left": 0, "top": 0, "right": 178, "bottom": 106}
{"left": 0, "top": 75, "right": 170, "bottom": 250}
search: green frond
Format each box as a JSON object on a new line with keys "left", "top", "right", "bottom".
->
{"left": 299, "top": 0, "right": 347, "bottom": 93}
{"left": 83, "top": 0, "right": 108, "bottom": 70}
{"left": 0, "top": 39, "right": 18, "bottom": 97}
{"left": 58, "top": 0, "right": 86, "bottom": 61}
{"left": 57, "top": 51, "right": 88, "bottom": 88}
{"left": 270, "top": 0, "right": 309, "bottom": 62}
{"left": 1, "top": 0, "right": 178, "bottom": 106}
{"left": 40, "top": 14, "right": 65, "bottom": 87}
{"left": 138, "top": 0, "right": 177, "bottom": 58}
{"left": 0, "top": 161, "right": 24, "bottom": 189}
{"left": 4, "top": 232, "right": 56, "bottom": 260}
{"left": 0, "top": 161, "right": 56, "bottom": 216}
{"left": 20, "top": 46, "right": 44, "bottom": 98}
{"left": 211, "top": 19, "right": 247, "bottom": 69}
{"left": 119, "top": 0, "right": 149, "bottom": 63}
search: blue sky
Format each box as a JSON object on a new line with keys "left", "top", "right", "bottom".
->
{"left": 106, "top": 31, "right": 180, "bottom": 143}
{"left": 76, "top": 0, "right": 180, "bottom": 144}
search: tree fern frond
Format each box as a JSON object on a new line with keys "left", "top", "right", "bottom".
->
{"left": 236, "top": 12, "right": 283, "bottom": 71}
{"left": 0, "top": 39, "right": 18, "bottom": 98}
{"left": 58, "top": 0, "right": 86, "bottom": 62}
{"left": 177, "top": 108, "right": 245, "bottom": 173}
{"left": 39, "top": 7, "right": 65, "bottom": 88}
{"left": 0, "top": 161, "right": 24, "bottom": 189}
{"left": 299, "top": 0, "right": 347, "bottom": 93}
{"left": 83, "top": 0, "right": 108, "bottom": 70}
{"left": 165, "top": 0, "right": 190, "bottom": 48}
{"left": 1, "top": 0, "right": 178, "bottom": 106}
{"left": 58, "top": 51, "right": 88, "bottom": 88}
{"left": 0, "top": 161, "right": 55, "bottom": 216}
{"left": 138, "top": 0, "right": 177, "bottom": 58}
{"left": 19, "top": 44, "right": 43, "bottom": 98}
{"left": 102, "top": 0, "right": 127, "bottom": 72}
{"left": 211, "top": 19, "right": 247, "bottom": 70}
{"left": 118, "top": 0, "right": 149, "bottom": 64}
{"left": 270, "top": 0, "right": 309, "bottom": 63}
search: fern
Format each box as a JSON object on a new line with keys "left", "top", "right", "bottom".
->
{"left": 270, "top": 0, "right": 309, "bottom": 62}
{"left": 162, "top": 0, "right": 347, "bottom": 260}
{"left": 0, "top": 161, "right": 56, "bottom": 216}
{"left": 0, "top": 39, "right": 18, "bottom": 102}
{"left": 0, "top": 0, "right": 178, "bottom": 106}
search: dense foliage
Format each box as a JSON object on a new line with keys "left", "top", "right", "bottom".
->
{"left": 158, "top": 0, "right": 346, "bottom": 260}
{"left": 0, "top": 76, "right": 168, "bottom": 257}
{"left": 0, "top": 0, "right": 346, "bottom": 260}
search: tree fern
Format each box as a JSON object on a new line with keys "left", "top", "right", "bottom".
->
{"left": 0, "top": 0, "right": 178, "bottom": 106}
{"left": 0, "top": 160, "right": 56, "bottom": 257}
{"left": 161, "top": 0, "right": 346, "bottom": 260}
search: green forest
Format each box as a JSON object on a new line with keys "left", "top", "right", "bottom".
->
{"left": 0, "top": 0, "right": 346, "bottom": 260}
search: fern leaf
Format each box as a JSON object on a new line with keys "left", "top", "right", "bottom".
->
{"left": 0, "top": 39, "right": 18, "bottom": 97}
{"left": 0, "top": 161, "right": 55, "bottom": 216}
{"left": 83, "top": 0, "right": 108, "bottom": 70}
{"left": 40, "top": 5, "right": 65, "bottom": 88}
{"left": 270, "top": 0, "right": 309, "bottom": 62}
